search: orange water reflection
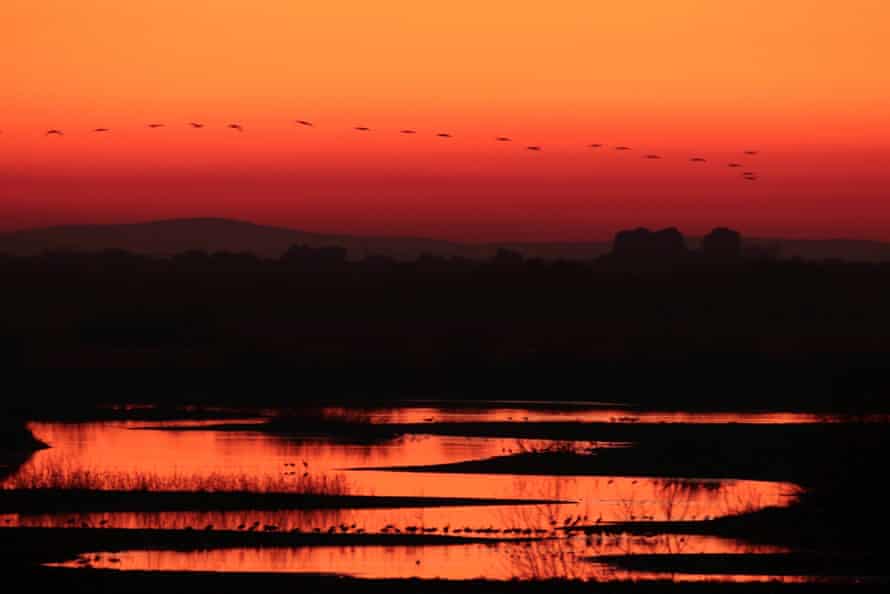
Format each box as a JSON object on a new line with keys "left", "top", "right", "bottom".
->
{"left": 11, "top": 422, "right": 798, "bottom": 528}
{"left": 317, "top": 404, "right": 858, "bottom": 425}
{"left": 49, "top": 535, "right": 807, "bottom": 582}
{"left": 12, "top": 418, "right": 808, "bottom": 581}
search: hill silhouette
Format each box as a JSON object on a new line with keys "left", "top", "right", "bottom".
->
{"left": 0, "top": 218, "right": 471, "bottom": 261}
{"left": 3, "top": 218, "right": 890, "bottom": 262}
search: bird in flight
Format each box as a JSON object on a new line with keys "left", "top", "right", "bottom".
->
{"left": 743, "top": 150, "right": 759, "bottom": 155}
{"left": 495, "top": 137, "right": 512, "bottom": 142}
{"left": 689, "top": 157, "right": 707, "bottom": 162}
{"left": 727, "top": 163, "right": 742, "bottom": 168}
{"left": 400, "top": 129, "right": 416, "bottom": 134}
{"left": 614, "top": 146, "right": 631, "bottom": 151}
{"left": 295, "top": 120, "right": 313, "bottom": 127}
{"left": 147, "top": 123, "right": 165, "bottom": 128}
{"left": 227, "top": 123, "right": 244, "bottom": 132}
{"left": 588, "top": 143, "right": 603, "bottom": 148}
{"left": 643, "top": 154, "right": 661, "bottom": 159}
{"left": 189, "top": 122, "right": 205, "bottom": 128}
{"left": 354, "top": 126, "right": 371, "bottom": 131}
{"left": 45, "top": 129, "right": 64, "bottom": 135}
{"left": 93, "top": 128, "right": 110, "bottom": 133}
{"left": 436, "top": 133, "right": 452, "bottom": 138}
{"left": 526, "top": 145, "right": 542, "bottom": 151}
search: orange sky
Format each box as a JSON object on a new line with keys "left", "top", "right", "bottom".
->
{"left": 2, "top": 1, "right": 889, "bottom": 240}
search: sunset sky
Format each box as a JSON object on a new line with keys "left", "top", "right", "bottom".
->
{"left": 2, "top": 1, "right": 889, "bottom": 241}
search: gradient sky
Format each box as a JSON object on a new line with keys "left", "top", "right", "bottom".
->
{"left": 2, "top": 1, "right": 889, "bottom": 241}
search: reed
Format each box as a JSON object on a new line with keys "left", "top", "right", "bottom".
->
{"left": 1, "top": 462, "right": 349, "bottom": 496}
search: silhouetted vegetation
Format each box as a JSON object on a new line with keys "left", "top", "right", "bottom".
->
{"left": 2, "top": 226, "right": 889, "bottom": 415}
{"left": 1, "top": 463, "right": 350, "bottom": 495}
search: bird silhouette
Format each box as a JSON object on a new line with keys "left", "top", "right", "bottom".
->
{"left": 189, "top": 122, "right": 204, "bottom": 128}
{"left": 495, "top": 137, "right": 512, "bottom": 142}
{"left": 295, "top": 120, "right": 313, "bottom": 127}
{"left": 400, "top": 129, "right": 416, "bottom": 134}
{"left": 614, "top": 146, "right": 631, "bottom": 151}
{"left": 46, "top": 129, "right": 64, "bottom": 136}
{"left": 526, "top": 145, "right": 542, "bottom": 151}
{"left": 689, "top": 157, "right": 707, "bottom": 162}
{"left": 643, "top": 154, "right": 661, "bottom": 159}
{"left": 588, "top": 143, "right": 603, "bottom": 148}
{"left": 147, "top": 123, "right": 165, "bottom": 128}
{"left": 227, "top": 123, "right": 244, "bottom": 132}
{"left": 743, "top": 150, "right": 759, "bottom": 155}
{"left": 354, "top": 126, "right": 371, "bottom": 131}
{"left": 93, "top": 128, "right": 110, "bottom": 133}
{"left": 727, "top": 163, "right": 742, "bottom": 168}
{"left": 436, "top": 133, "right": 452, "bottom": 138}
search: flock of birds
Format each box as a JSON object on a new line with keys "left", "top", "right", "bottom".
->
{"left": 32, "top": 120, "right": 762, "bottom": 181}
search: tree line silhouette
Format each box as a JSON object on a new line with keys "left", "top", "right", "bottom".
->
{"left": 1, "top": 226, "right": 888, "bottom": 413}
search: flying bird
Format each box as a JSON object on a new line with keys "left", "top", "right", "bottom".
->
{"left": 400, "top": 129, "right": 417, "bottom": 134}
{"left": 227, "top": 123, "right": 244, "bottom": 132}
{"left": 93, "top": 128, "right": 110, "bottom": 133}
{"left": 743, "top": 150, "right": 759, "bottom": 155}
{"left": 643, "top": 154, "right": 661, "bottom": 159}
{"left": 354, "top": 126, "right": 370, "bottom": 131}
{"left": 588, "top": 143, "right": 603, "bottom": 148}
{"left": 689, "top": 157, "right": 707, "bottom": 162}
{"left": 526, "top": 145, "right": 542, "bottom": 151}
{"left": 147, "top": 123, "right": 165, "bottom": 128}
{"left": 614, "top": 146, "right": 631, "bottom": 151}
{"left": 495, "top": 137, "right": 512, "bottom": 142}
{"left": 436, "top": 133, "right": 452, "bottom": 138}
{"left": 45, "top": 129, "right": 64, "bottom": 135}
{"left": 727, "top": 163, "right": 742, "bottom": 168}
{"left": 295, "top": 120, "right": 313, "bottom": 127}
{"left": 189, "top": 122, "right": 205, "bottom": 128}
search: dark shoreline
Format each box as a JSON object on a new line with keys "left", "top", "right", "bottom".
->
{"left": 0, "top": 490, "right": 573, "bottom": 514}
{"left": 7, "top": 566, "right": 889, "bottom": 593}
{"left": 0, "top": 526, "right": 539, "bottom": 565}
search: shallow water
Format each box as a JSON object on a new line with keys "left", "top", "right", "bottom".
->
{"left": 3, "top": 407, "right": 817, "bottom": 581}
{"left": 307, "top": 403, "right": 858, "bottom": 425}
{"left": 51, "top": 536, "right": 799, "bottom": 582}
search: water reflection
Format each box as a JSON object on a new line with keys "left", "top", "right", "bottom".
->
{"left": 9, "top": 416, "right": 809, "bottom": 582}
{"left": 21, "top": 421, "right": 613, "bottom": 487}
{"left": 6, "top": 421, "right": 799, "bottom": 533}
{"left": 50, "top": 535, "right": 803, "bottom": 582}
{"left": 314, "top": 404, "right": 862, "bottom": 425}
{"left": 7, "top": 473, "right": 796, "bottom": 534}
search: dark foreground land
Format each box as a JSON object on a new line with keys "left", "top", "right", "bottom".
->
{"left": 0, "top": 418, "right": 47, "bottom": 480}
{"left": 0, "top": 490, "right": 570, "bottom": 514}
{"left": 3, "top": 232, "right": 890, "bottom": 416}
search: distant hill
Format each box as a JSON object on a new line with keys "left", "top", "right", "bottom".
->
{"left": 0, "top": 218, "right": 470, "bottom": 261}
{"left": 1, "top": 218, "right": 889, "bottom": 262}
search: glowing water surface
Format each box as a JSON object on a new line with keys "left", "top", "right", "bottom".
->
{"left": 5, "top": 413, "right": 812, "bottom": 581}
{"left": 51, "top": 537, "right": 812, "bottom": 583}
